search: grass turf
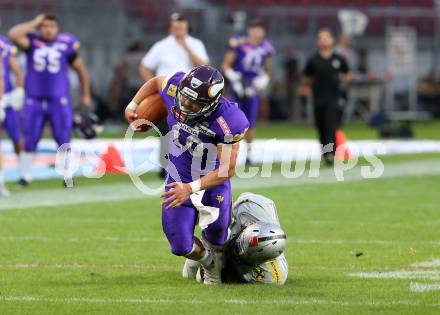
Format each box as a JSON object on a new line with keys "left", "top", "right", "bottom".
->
{"left": 0, "top": 154, "right": 439, "bottom": 314}
{"left": 96, "top": 120, "right": 440, "bottom": 140}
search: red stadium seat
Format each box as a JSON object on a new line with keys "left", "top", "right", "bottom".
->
{"left": 353, "top": 0, "right": 369, "bottom": 7}
{"left": 0, "top": 0, "right": 15, "bottom": 11}
{"left": 367, "top": 16, "right": 385, "bottom": 35}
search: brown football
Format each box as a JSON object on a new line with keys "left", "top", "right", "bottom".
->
{"left": 134, "top": 93, "right": 167, "bottom": 131}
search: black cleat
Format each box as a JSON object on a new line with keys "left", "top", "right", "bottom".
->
{"left": 63, "top": 178, "right": 74, "bottom": 188}
{"left": 323, "top": 153, "right": 335, "bottom": 166}
{"left": 17, "top": 178, "right": 30, "bottom": 187}
{"left": 245, "top": 158, "right": 255, "bottom": 167}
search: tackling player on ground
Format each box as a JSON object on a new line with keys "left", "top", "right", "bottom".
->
{"left": 183, "top": 192, "right": 288, "bottom": 285}
{"left": 125, "top": 65, "right": 249, "bottom": 284}
{"left": 222, "top": 19, "right": 273, "bottom": 165}
{"left": 9, "top": 14, "right": 91, "bottom": 186}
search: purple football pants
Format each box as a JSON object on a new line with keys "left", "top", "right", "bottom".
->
{"left": 22, "top": 96, "right": 73, "bottom": 151}
{"left": 3, "top": 107, "right": 21, "bottom": 143}
{"left": 162, "top": 177, "right": 232, "bottom": 256}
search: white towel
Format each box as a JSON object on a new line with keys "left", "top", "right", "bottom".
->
{"left": 190, "top": 190, "right": 220, "bottom": 230}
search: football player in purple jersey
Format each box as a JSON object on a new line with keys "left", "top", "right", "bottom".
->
{"left": 125, "top": 66, "right": 249, "bottom": 284}
{"left": 9, "top": 14, "right": 91, "bottom": 186}
{"left": 0, "top": 55, "right": 7, "bottom": 196}
{"left": 222, "top": 19, "right": 273, "bottom": 165}
{"left": 0, "top": 35, "right": 25, "bottom": 182}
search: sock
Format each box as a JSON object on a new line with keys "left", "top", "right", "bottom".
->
{"left": 19, "top": 152, "right": 35, "bottom": 182}
{"left": 198, "top": 248, "right": 213, "bottom": 269}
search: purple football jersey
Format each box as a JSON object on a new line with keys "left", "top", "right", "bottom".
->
{"left": 25, "top": 32, "right": 79, "bottom": 98}
{"left": 0, "top": 35, "right": 16, "bottom": 93}
{"left": 159, "top": 71, "right": 249, "bottom": 183}
{"left": 230, "top": 36, "right": 274, "bottom": 85}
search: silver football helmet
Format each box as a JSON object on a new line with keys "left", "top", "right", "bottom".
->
{"left": 233, "top": 222, "right": 286, "bottom": 265}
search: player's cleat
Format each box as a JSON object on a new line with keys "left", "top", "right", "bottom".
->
{"left": 63, "top": 179, "right": 74, "bottom": 188}
{"left": 323, "top": 153, "right": 334, "bottom": 166}
{"left": 17, "top": 178, "right": 29, "bottom": 187}
{"left": 195, "top": 266, "right": 204, "bottom": 283}
{"left": 245, "top": 158, "right": 256, "bottom": 167}
{"left": 182, "top": 259, "right": 201, "bottom": 279}
{"left": 202, "top": 247, "right": 224, "bottom": 285}
{"left": 0, "top": 186, "right": 11, "bottom": 197}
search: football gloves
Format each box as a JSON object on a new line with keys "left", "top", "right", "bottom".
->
{"left": 0, "top": 98, "right": 5, "bottom": 123}
{"left": 7, "top": 87, "right": 25, "bottom": 110}
{"left": 253, "top": 72, "right": 270, "bottom": 92}
{"left": 224, "top": 68, "right": 244, "bottom": 98}
{"left": 73, "top": 107, "right": 101, "bottom": 139}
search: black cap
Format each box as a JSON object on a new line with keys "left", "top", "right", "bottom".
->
{"left": 248, "top": 18, "right": 265, "bottom": 29}
{"left": 170, "top": 12, "right": 186, "bottom": 22}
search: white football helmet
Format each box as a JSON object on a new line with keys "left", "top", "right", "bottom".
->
{"left": 233, "top": 222, "right": 286, "bottom": 265}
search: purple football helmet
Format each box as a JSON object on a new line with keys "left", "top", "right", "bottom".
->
{"left": 173, "top": 66, "right": 225, "bottom": 121}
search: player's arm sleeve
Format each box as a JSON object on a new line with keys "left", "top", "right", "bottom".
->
{"left": 160, "top": 75, "right": 170, "bottom": 93}
{"left": 141, "top": 43, "right": 160, "bottom": 70}
{"left": 264, "top": 40, "right": 275, "bottom": 57}
{"left": 215, "top": 108, "right": 250, "bottom": 144}
{"left": 227, "top": 36, "right": 241, "bottom": 52}
{"left": 67, "top": 36, "right": 80, "bottom": 65}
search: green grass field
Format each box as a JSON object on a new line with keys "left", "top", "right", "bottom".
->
{"left": 2, "top": 121, "right": 440, "bottom": 314}
{"left": 0, "top": 150, "right": 440, "bottom": 314}
{"left": 99, "top": 120, "right": 440, "bottom": 140}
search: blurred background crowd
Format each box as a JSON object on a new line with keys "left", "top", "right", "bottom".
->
{"left": 1, "top": 0, "right": 439, "bottom": 127}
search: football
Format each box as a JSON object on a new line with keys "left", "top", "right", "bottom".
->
{"left": 135, "top": 93, "right": 167, "bottom": 131}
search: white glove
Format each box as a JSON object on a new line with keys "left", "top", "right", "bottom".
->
{"left": 8, "top": 87, "right": 25, "bottom": 110}
{"left": 253, "top": 73, "right": 270, "bottom": 92}
{"left": 225, "top": 68, "right": 244, "bottom": 98}
{"left": 0, "top": 98, "right": 5, "bottom": 123}
{"left": 244, "top": 86, "right": 256, "bottom": 98}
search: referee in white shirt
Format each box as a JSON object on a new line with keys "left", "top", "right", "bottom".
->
{"left": 139, "top": 12, "right": 209, "bottom": 178}
{"left": 139, "top": 13, "right": 209, "bottom": 80}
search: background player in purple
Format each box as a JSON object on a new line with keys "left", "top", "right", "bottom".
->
{"left": 125, "top": 66, "right": 249, "bottom": 284}
{"left": 222, "top": 19, "right": 273, "bottom": 165}
{"left": 0, "top": 35, "right": 25, "bottom": 180}
{"left": 9, "top": 14, "right": 91, "bottom": 186}
{"left": 0, "top": 53, "right": 7, "bottom": 196}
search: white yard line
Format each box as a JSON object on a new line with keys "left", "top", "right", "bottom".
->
{"left": 0, "top": 263, "right": 378, "bottom": 271}
{"left": 0, "top": 262, "right": 427, "bottom": 272}
{"left": 290, "top": 239, "right": 440, "bottom": 245}
{"left": 349, "top": 259, "right": 440, "bottom": 294}
{"left": 411, "top": 259, "right": 440, "bottom": 268}
{"left": 348, "top": 271, "right": 440, "bottom": 281}
{"left": 0, "top": 235, "right": 438, "bottom": 246}
{"left": 410, "top": 282, "right": 440, "bottom": 292}
{"left": 0, "top": 295, "right": 439, "bottom": 307}
{"left": 0, "top": 263, "right": 176, "bottom": 270}
{"left": 1, "top": 159, "right": 440, "bottom": 211}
